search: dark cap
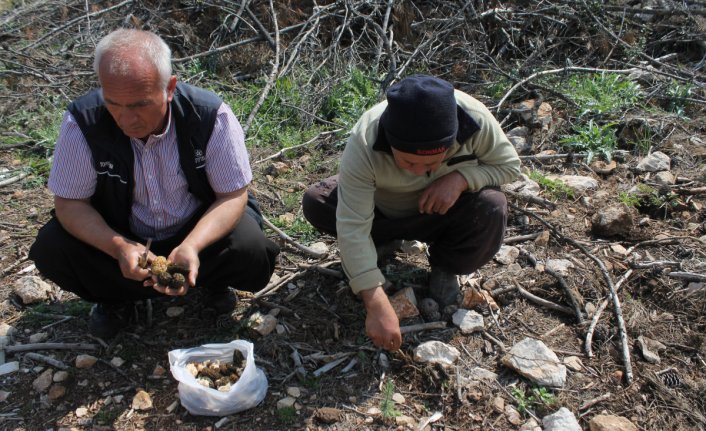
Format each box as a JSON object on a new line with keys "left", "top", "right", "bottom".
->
{"left": 381, "top": 75, "right": 458, "bottom": 156}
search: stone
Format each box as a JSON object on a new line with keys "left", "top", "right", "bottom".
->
{"left": 400, "top": 240, "right": 427, "bottom": 255}
{"left": 502, "top": 338, "right": 567, "bottom": 387}
{"left": 75, "top": 354, "right": 97, "bottom": 369}
{"left": 520, "top": 418, "right": 542, "bottom": 431}
{"left": 392, "top": 393, "right": 405, "bottom": 404}
{"left": 452, "top": 309, "right": 484, "bottom": 334}
{"left": 534, "top": 230, "right": 551, "bottom": 247}
{"left": 495, "top": 245, "right": 519, "bottom": 265}
{"left": 589, "top": 414, "right": 638, "bottom": 431}
{"left": 308, "top": 242, "right": 329, "bottom": 256}
{"left": 563, "top": 356, "right": 584, "bottom": 372}
{"left": 286, "top": 386, "right": 301, "bottom": 398}
{"left": 132, "top": 390, "right": 153, "bottom": 411}
{"left": 413, "top": 340, "right": 460, "bottom": 366}
{"left": 248, "top": 311, "right": 278, "bottom": 336}
{"left": 314, "top": 407, "right": 343, "bottom": 424}
{"left": 75, "top": 407, "right": 88, "bottom": 417}
{"left": 591, "top": 160, "right": 617, "bottom": 175}
{"left": 0, "top": 362, "right": 19, "bottom": 376}
{"left": 32, "top": 368, "right": 53, "bottom": 392}
{"left": 419, "top": 298, "right": 440, "bottom": 321}
{"left": 395, "top": 415, "right": 416, "bottom": 427}
{"left": 592, "top": 204, "right": 634, "bottom": 237}
{"left": 0, "top": 323, "right": 17, "bottom": 337}
{"left": 29, "top": 332, "right": 49, "bottom": 343}
{"left": 546, "top": 259, "right": 574, "bottom": 277}
{"left": 53, "top": 370, "right": 70, "bottom": 382}
{"left": 389, "top": 287, "right": 419, "bottom": 319}
{"left": 503, "top": 174, "right": 541, "bottom": 197}
{"left": 637, "top": 335, "right": 666, "bottom": 364}
{"left": 277, "top": 396, "right": 296, "bottom": 410}
{"left": 166, "top": 306, "right": 184, "bottom": 317}
{"left": 0, "top": 390, "right": 9, "bottom": 402}
{"left": 543, "top": 407, "right": 581, "bottom": 431}
{"left": 467, "top": 367, "right": 498, "bottom": 382}
{"left": 491, "top": 396, "right": 505, "bottom": 413}
{"left": 636, "top": 151, "right": 670, "bottom": 172}
{"left": 152, "top": 364, "right": 166, "bottom": 377}
{"left": 505, "top": 405, "right": 523, "bottom": 425}
{"left": 110, "top": 357, "right": 125, "bottom": 367}
{"left": 546, "top": 175, "right": 599, "bottom": 194}
{"left": 653, "top": 171, "right": 675, "bottom": 185}
{"left": 48, "top": 384, "right": 66, "bottom": 401}
{"left": 13, "top": 276, "right": 53, "bottom": 305}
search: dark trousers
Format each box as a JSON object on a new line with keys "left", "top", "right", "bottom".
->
{"left": 302, "top": 176, "right": 507, "bottom": 275}
{"left": 29, "top": 212, "right": 280, "bottom": 305}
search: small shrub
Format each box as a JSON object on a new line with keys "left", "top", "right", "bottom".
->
{"left": 380, "top": 379, "right": 401, "bottom": 418}
{"left": 528, "top": 171, "right": 575, "bottom": 200}
{"left": 560, "top": 120, "right": 617, "bottom": 164}
{"left": 321, "top": 68, "right": 379, "bottom": 129}
{"left": 512, "top": 386, "right": 558, "bottom": 416}
{"left": 665, "top": 80, "right": 693, "bottom": 117}
{"left": 276, "top": 406, "right": 297, "bottom": 424}
{"left": 562, "top": 73, "right": 641, "bottom": 116}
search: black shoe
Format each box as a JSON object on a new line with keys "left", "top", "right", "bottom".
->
{"left": 202, "top": 288, "right": 237, "bottom": 314}
{"left": 428, "top": 268, "right": 461, "bottom": 308}
{"left": 89, "top": 303, "right": 130, "bottom": 339}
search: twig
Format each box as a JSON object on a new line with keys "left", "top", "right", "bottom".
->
{"left": 585, "top": 269, "right": 633, "bottom": 358}
{"left": 400, "top": 321, "right": 447, "bottom": 335}
{"left": 666, "top": 271, "right": 706, "bottom": 282}
{"left": 262, "top": 216, "right": 327, "bottom": 259}
{"left": 23, "top": 352, "right": 69, "bottom": 370}
{"left": 254, "top": 129, "right": 342, "bottom": 164}
{"left": 243, "top": 0, "right": 280, "bottom": 136}
{"left": 513, "top": 279, "right": 575, "bottom": 316}
{"left": 40, "top": 316, "right": 73, "bottom": 331}
{"left": 579, "top": 392, "right": 611, "bottom": 411}
{"left": 245, "top": 6, "right": 276, "bottom": 51}
{"left": 544, "top": 267, "right": 584, "bottom": 323}
{"left": 6, "top": 342, "right": 99, "bottom": 353}
{"left": 482, "top": 331, "right": 506, "bottom": 353}
{"left": 503, "top": 232, "right": 541, "bottom": 244}
{"left": 0, "top": 172, "right": 27, "bottom": 187}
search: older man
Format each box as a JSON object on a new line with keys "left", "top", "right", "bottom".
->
{"left": 29, "top": 29, "right": 279, "bottom": 338}
{"left": 303, "top": 75, "right": 520, "bottom": 351}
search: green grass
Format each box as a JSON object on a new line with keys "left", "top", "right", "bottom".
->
{"left": 665, "top": 79, "right": 693, "bottom": 117}
{"left": 528, "top": 171, "right": 575, "bottom": 200}
{"left": 275, "top": 406, "right": 297, "bottom": 424}
{"left": 321, "top": 67, "right": 379, "bottom": 132}
{"left": 380, "top": 379, "right": 401, "bottom": 419}
{"left": 560, "top": 73, "right": 641, "bottom": 117}
{"left": 560, "top": 120, "right": 617, "bottom": 164}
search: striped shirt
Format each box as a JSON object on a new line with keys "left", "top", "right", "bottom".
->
{"left": 48, "top": 103, "right": 252, "bottom": 240}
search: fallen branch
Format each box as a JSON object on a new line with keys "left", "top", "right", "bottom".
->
{"left": 262, "top": 216, "right": 327, "bottom": 259}
{"left": 666, "top": 271, "right": 706, "bottom": 282}
{"left": 585, "top": 269, "right": 633, "bottom": 358}
{"left": 23, "top": 352, "right": 69, "bottom": 370}
{"left": 0, "top": 172, "right": 27, "bottom": 187}
{"left": 6, "top": 342, "right": 99, "bottom": 353}
{"left": 579, "top": 392, "right": 611, "bottom": 411}
{"left": 544, "top": 267, "right": 584, "bottom": 324}
{"left": 400, "top": 321, "right": 447, "bottom": 334}
{"left": 254, "top": 129, "right": 342, "bottom": 164}
{"left": 513, "top": 279, "right": 575, "bottom": 316}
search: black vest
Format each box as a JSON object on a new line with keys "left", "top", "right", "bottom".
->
{"left": 67, "top": 82, "right": 220, "bottom": 235}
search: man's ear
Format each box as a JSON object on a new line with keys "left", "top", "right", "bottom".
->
{"left": 166, "top": 76, "right": 177, "bottom": 102}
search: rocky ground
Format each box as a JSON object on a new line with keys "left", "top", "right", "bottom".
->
{"left": 1, "top": 1, "right": 705, "bottom": 430}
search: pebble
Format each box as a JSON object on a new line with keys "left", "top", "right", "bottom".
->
{"left": 75, "top": 354, "right": 97, "bottom": 369}
{"left": 48, "top": 384, "right": 66, "bottom": 400}
{"left": 32, "top": 369, "right": 53, "bottom": 393}
{"left": 166, "top": 306, "right": 184, "bottom": 317}
{"left": 110, "top": 357, "right": 125, "bottom": 367}
{"left": 132, "top": 390, "right": 153, "bottom": 411}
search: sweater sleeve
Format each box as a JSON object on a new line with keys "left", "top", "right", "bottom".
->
{"left": 453, "top": 98, "right": 521, "bottom": 191}
{"left": 336, "top": 123, "right": 386, "bottom": 294}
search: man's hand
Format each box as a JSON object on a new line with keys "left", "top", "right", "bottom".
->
{"left": 418, "top": 171, "right": 468, "bottom": 215}
{"left": 116, "top": 240, "right": 154, "bottom": 281}
{"left": 145, "top": 243, "right": 199, "bottom": 296}
{"left": 360, "top": 285, "right": 402, "bottom": 351}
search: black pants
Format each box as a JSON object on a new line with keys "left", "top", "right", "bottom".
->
{"left": 302, "top": 176, "right": 506, "bottom": 274}
{"left": 29, "top": 211, "right": 280, "bottom": 305}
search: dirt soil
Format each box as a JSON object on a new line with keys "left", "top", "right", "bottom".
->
{"left": 1, "top": 1, "right": 705, "bottom": 431}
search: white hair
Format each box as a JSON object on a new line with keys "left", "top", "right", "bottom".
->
{"left": 93, "top": 29, "right": 172, "bottom": 91}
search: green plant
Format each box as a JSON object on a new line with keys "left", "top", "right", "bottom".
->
{"left": 94, "top": 407, "right": 120, "bottom": 424}
{"left": 321, "top": 68, "right": 379, "bottom": 129}
{"left": 618, "top": 191, "right": 641, "bottom": 208}
{"left": 63, "top": 300, "right": 93, "bottom": 316}
{"left": 562, "top": 73, "right": 641, "bottom": 116}
{"left": 275, "top": 406, "right": 297, "bottom": 424}
{"left": 380, "top": 379, "right": 401, "bottom": 418}
{"left": 560, "top": 120, "right": 617, "bottom": 163}
{"left": 512, "top": 386, "right": 558, "bottom": 415}
{"left": 528, "top": 171, "right": 575, "bottom": 200}
{"left": 301, "top": 375, "right": 321, "bottom": 390}
{"left": 665, "top": 80, "right": 693, "bottom": 117}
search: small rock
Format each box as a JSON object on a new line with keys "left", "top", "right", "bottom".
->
{"left": 379, "top": 352, "right": 390, "bottom": 369}
{"left": 132, "top": 390, "right": 153, "bottom": 411}
{"left": 53, "top": 370, "right": 69, "bottom": 382}
{"left": 75, "top": 355, "right": 97, "bottom": 369}
{"left": 392, "top": 393, "right": 405, "bottom": 404}
{"left": 495, "top": 245, "right": 519, "bottom": 265}
{"left": 75, "top": 407, "right": 88, "bottom": 417}
{"left": 520, "top": 418, "right": 542, "bottom": 431}
{"left": 503, "top": 174, "right": 541, "bottom": 197}
{"left": 534, "top": 230, "right": 551, "bottom": 247}
{"left": 152, "top": 365, "right": 166, "bottom": 377}
{"left": 248, "top": 311, "right": 278, "bottom": 336}
{"left": 610, "top": 244, "right": 628, "bottom": 255}
{"left": 366, "top": 407, "right": 382, "bottom": 416}
{"left": 589, "top": 414, "right": 638, "bottom": 431}
{"left": 592, "top": 204, "right": 634, "bottom": 237}
{"left": 0, "top": 362, "right": 19, "bottom": 376}
{"left": 505, "top": 405, "right": 523, "bottom": 425}
{"left": 413, "top": 340, "right": 460, "bottom": 366}
{"left": 653, "top": 171, "right": 675, "bottom": 185}
{"left": 389, "top": 287, "right": 419, "bottom": 319}
{"left": 0, "top": 323, "right": 17, "bottom": 337}
{"left": 502, "top": 338, "right": 567, "bottom": 387}
{"left": 314, "top": 407, "right": 343, "bottom": 424}
{"left": 13, "top": 276, "right": 53, "bottom": 305}
{"left": 637, "top": 335, "right": 666, "bottom": 364}
{"left": 308, "top": 242, "right": 329, "bottom": 256}
{"left": 395, "top": 415, "right": 416, "bottom": 427}
{"left": 286, "top": 386, "right": 301, "bottom": 398}
{"left": 585, "top": 302, "right": 596, "bottom": 318}
{"left": 29, "top": 332, "right": 49, "bottom": 343}
{"left": 0, "top": 390, "right": 9, "bottom": 402}
{"left": 277, "top": 396, "right": 296, "bottom": 410}
{"left": 400, "top": 240, "right": 427, "bottom": 255}
{"left": 546, "top": 175, "right": 598, "bottom": 193}
{"left": 543, "top": 407, "right": 581, "bottom": 431}
{"left": 110, "top": 357, "right": 125, "bottom": 367}
{"left": 636, "top": 151, "right": 670, "bottom": 172}
{"left": 48, "top": 384, "right": 66, "bottom": 401}
{"left": 166, "top": 306, "right": 184, "bottom": 317}
{"left": 492, "top": 396, "right": 505, "bottom": 413}
{"left": 32, "top": 369, "right": 53, "bottom": 393}
{"left": 563, "top": 356, "right": 584, "bottom": 372}
{"left": 113, "top": 395, "right": 124, "bottom": 403}
{"left": 591, "top": 160, "right": 617, "bottom": 175}
{"left": 419, "top": 298, "right": 440, "bottom": 321}
{"left": 546, "top": 259, "right": 574, "bottom": 277}
{"left": 452, "top": 309, "right": 484, "bottom": 334}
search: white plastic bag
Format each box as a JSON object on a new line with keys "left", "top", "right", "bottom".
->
{"left": 168, "top": 340, "right": 267, "bottom": 416}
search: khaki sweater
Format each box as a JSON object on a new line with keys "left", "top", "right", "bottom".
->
{"left": 337, "top": 90, "right": 521, "bottom": 294}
